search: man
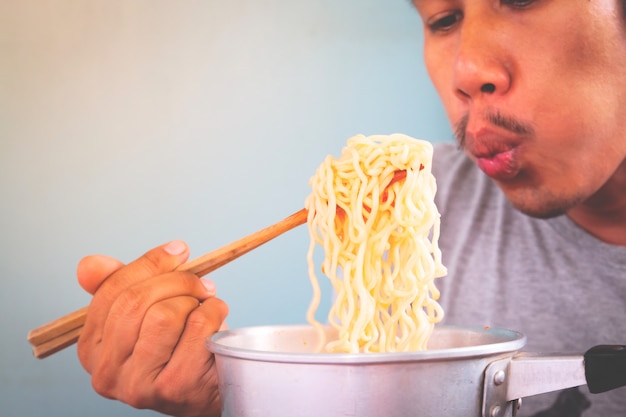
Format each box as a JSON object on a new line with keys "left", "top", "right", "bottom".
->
{"left": 77, "top": 1, "right": 626, "bottom": 416}
{"left": 418, "top": 0, "right": 626, "bottom": 415}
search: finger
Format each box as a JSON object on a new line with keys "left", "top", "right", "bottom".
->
{"left": 89, "top": 296, "right": 200, "bottom": 399}
{"left": 135, "top": 296, "right": 202, "bottom": 369}
{"left": 150, "top": 297, "right": 229, "bottom": 415}
{"left": 96, "top": 272, "right": 214, "bottom": 367}
{"left": 77, "top": 255, "right": 125, "bottom": 295}
{"left": 97, "top": 240, "right": 191, "bottom": 301}
{"left": 160, "top": 296, "right": 228, "bottom": 380}
{"left": 79, "top": 241, "right": 191, "bottom": 371}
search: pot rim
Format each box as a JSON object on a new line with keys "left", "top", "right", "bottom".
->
{"left": 206, "top": 324, "right": 527, "bottom": 364}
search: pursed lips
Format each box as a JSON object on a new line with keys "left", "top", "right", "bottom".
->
{"left": 463, "top": 127, "right": 524, "bottom": 181}
{"left": 455, "top": 110, "right": 534, "bottom": 182}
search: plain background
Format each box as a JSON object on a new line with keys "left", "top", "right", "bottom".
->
{"left": 0, "top": 1, "right": 452, "bottom": 416}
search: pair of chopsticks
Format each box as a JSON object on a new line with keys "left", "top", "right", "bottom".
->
{"left": 28, "top": 170, "right": 408, "bottom": 359}
{"left": 28, "top": 208, "right": 307, "bottom": 359}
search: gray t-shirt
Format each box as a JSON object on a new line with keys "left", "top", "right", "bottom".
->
{"left": 432, "top": 142, "right": 626, "bottom": 417}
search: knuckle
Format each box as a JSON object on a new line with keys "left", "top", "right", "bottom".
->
{"left": 138, "top": 250, "right": 166, "bottom": 275}
{"left": 147, "top": 306, "right": 179, "bottom": 330}
{"left": 135, "top": 242, "right": 187, "bottom": 277}
{"left": 90, "top": 368, "right": 116, "bottom": 400}
{"left": 116, "top": 388, "right": 149, "bottom": 410}
{"left": 153, "top": 364, "right": 221, "bottom": 417}
{"left": 153, "top": 377, "right": 179, "bottom": 401}
{"left": 147, "top": 298, "right": 197, "bottom": 330}
{"left": 115, "top": 286, "right": 149, "bottom": 316}
{"left": 126, "top": 375, "right": 185, "bottom": 411}
{"left": 96, "top": 374, "right": 156, "bottom": 410}
{"left": 187, "top": 298, "right": 229, "bottom": 330}
{"left": 122, "top": 390, "right": 153, "bottom": 410}
{"left": 173, "top": 272, "right": 200, "bottom": 291}
{"left": 208, "top": 297, "right": 229, "bottom": 317}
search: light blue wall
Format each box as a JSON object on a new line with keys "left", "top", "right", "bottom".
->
{"left": 0, "top": 1, "right": 452, "bottom": 416}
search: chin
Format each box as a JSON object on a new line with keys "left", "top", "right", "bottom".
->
{"left": 511, "top": 203, "right": 567, "bottom": 219}
{"left": 505, "top": 190, "right": 578, "bottom": 220}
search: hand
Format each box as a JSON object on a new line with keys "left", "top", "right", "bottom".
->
{"left": 76, "top": 241, "right": 229, "bottom": 417}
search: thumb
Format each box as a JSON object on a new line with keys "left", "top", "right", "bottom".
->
{"left": 77, "top": 255, "right": 125, "bottom": 295}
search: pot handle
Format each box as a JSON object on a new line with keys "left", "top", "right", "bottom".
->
{"left": 584, "top": 345, "right": 626, "bottom": 393}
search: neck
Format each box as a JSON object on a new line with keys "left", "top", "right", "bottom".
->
{"left": 567, "top": 159, "right": 626, "bottom": 246}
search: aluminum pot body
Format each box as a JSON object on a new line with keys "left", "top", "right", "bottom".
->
{"left": 207, "top": 325, "right": 526, "bottom": 417}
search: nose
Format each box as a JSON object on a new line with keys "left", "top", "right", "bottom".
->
{"left": 453, "top": 17, "right": 511, "bottom": 100}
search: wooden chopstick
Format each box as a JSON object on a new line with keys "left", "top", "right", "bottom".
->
{"left": 28, "top": 306, "right": 89, "bottom": 348}
{"left": 31, "top": 326, "right": 84, "bottom": 359}
{"left": 28, "top": 208, "right": 307, "bottom": 359}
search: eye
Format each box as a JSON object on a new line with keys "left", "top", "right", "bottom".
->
{"left": 501, "top": 0, "right": 536, "bottom": 8}
{"left": 426, "top": 11, "right": 462, "bottom": 33}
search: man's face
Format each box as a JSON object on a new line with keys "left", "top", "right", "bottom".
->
{"left": 414, "top": 0, "right": 626, "bottom": 218}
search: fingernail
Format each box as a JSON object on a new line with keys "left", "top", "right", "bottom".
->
{"left": 164, "top": 240, "right": 187, "bottom": 256}
{"left": 201, "top": 278, "right": 217, "bottom": 295}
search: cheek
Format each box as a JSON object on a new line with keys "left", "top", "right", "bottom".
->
{"left": 423, "top": 49, "right": 459, "bottom": 123}
{"left": 423, "top": 47, "right": 443, "bottom": 97}
{"left": 533, "top": 110, "right": 621, "bottom": 195}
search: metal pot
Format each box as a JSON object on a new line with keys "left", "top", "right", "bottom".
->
{"left": 206, "top": 324, "right": 626, "bottom": 417}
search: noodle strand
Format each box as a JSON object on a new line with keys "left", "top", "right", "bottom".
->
{"left": 305, "top": 133, "right": 446, "bottom": 353}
